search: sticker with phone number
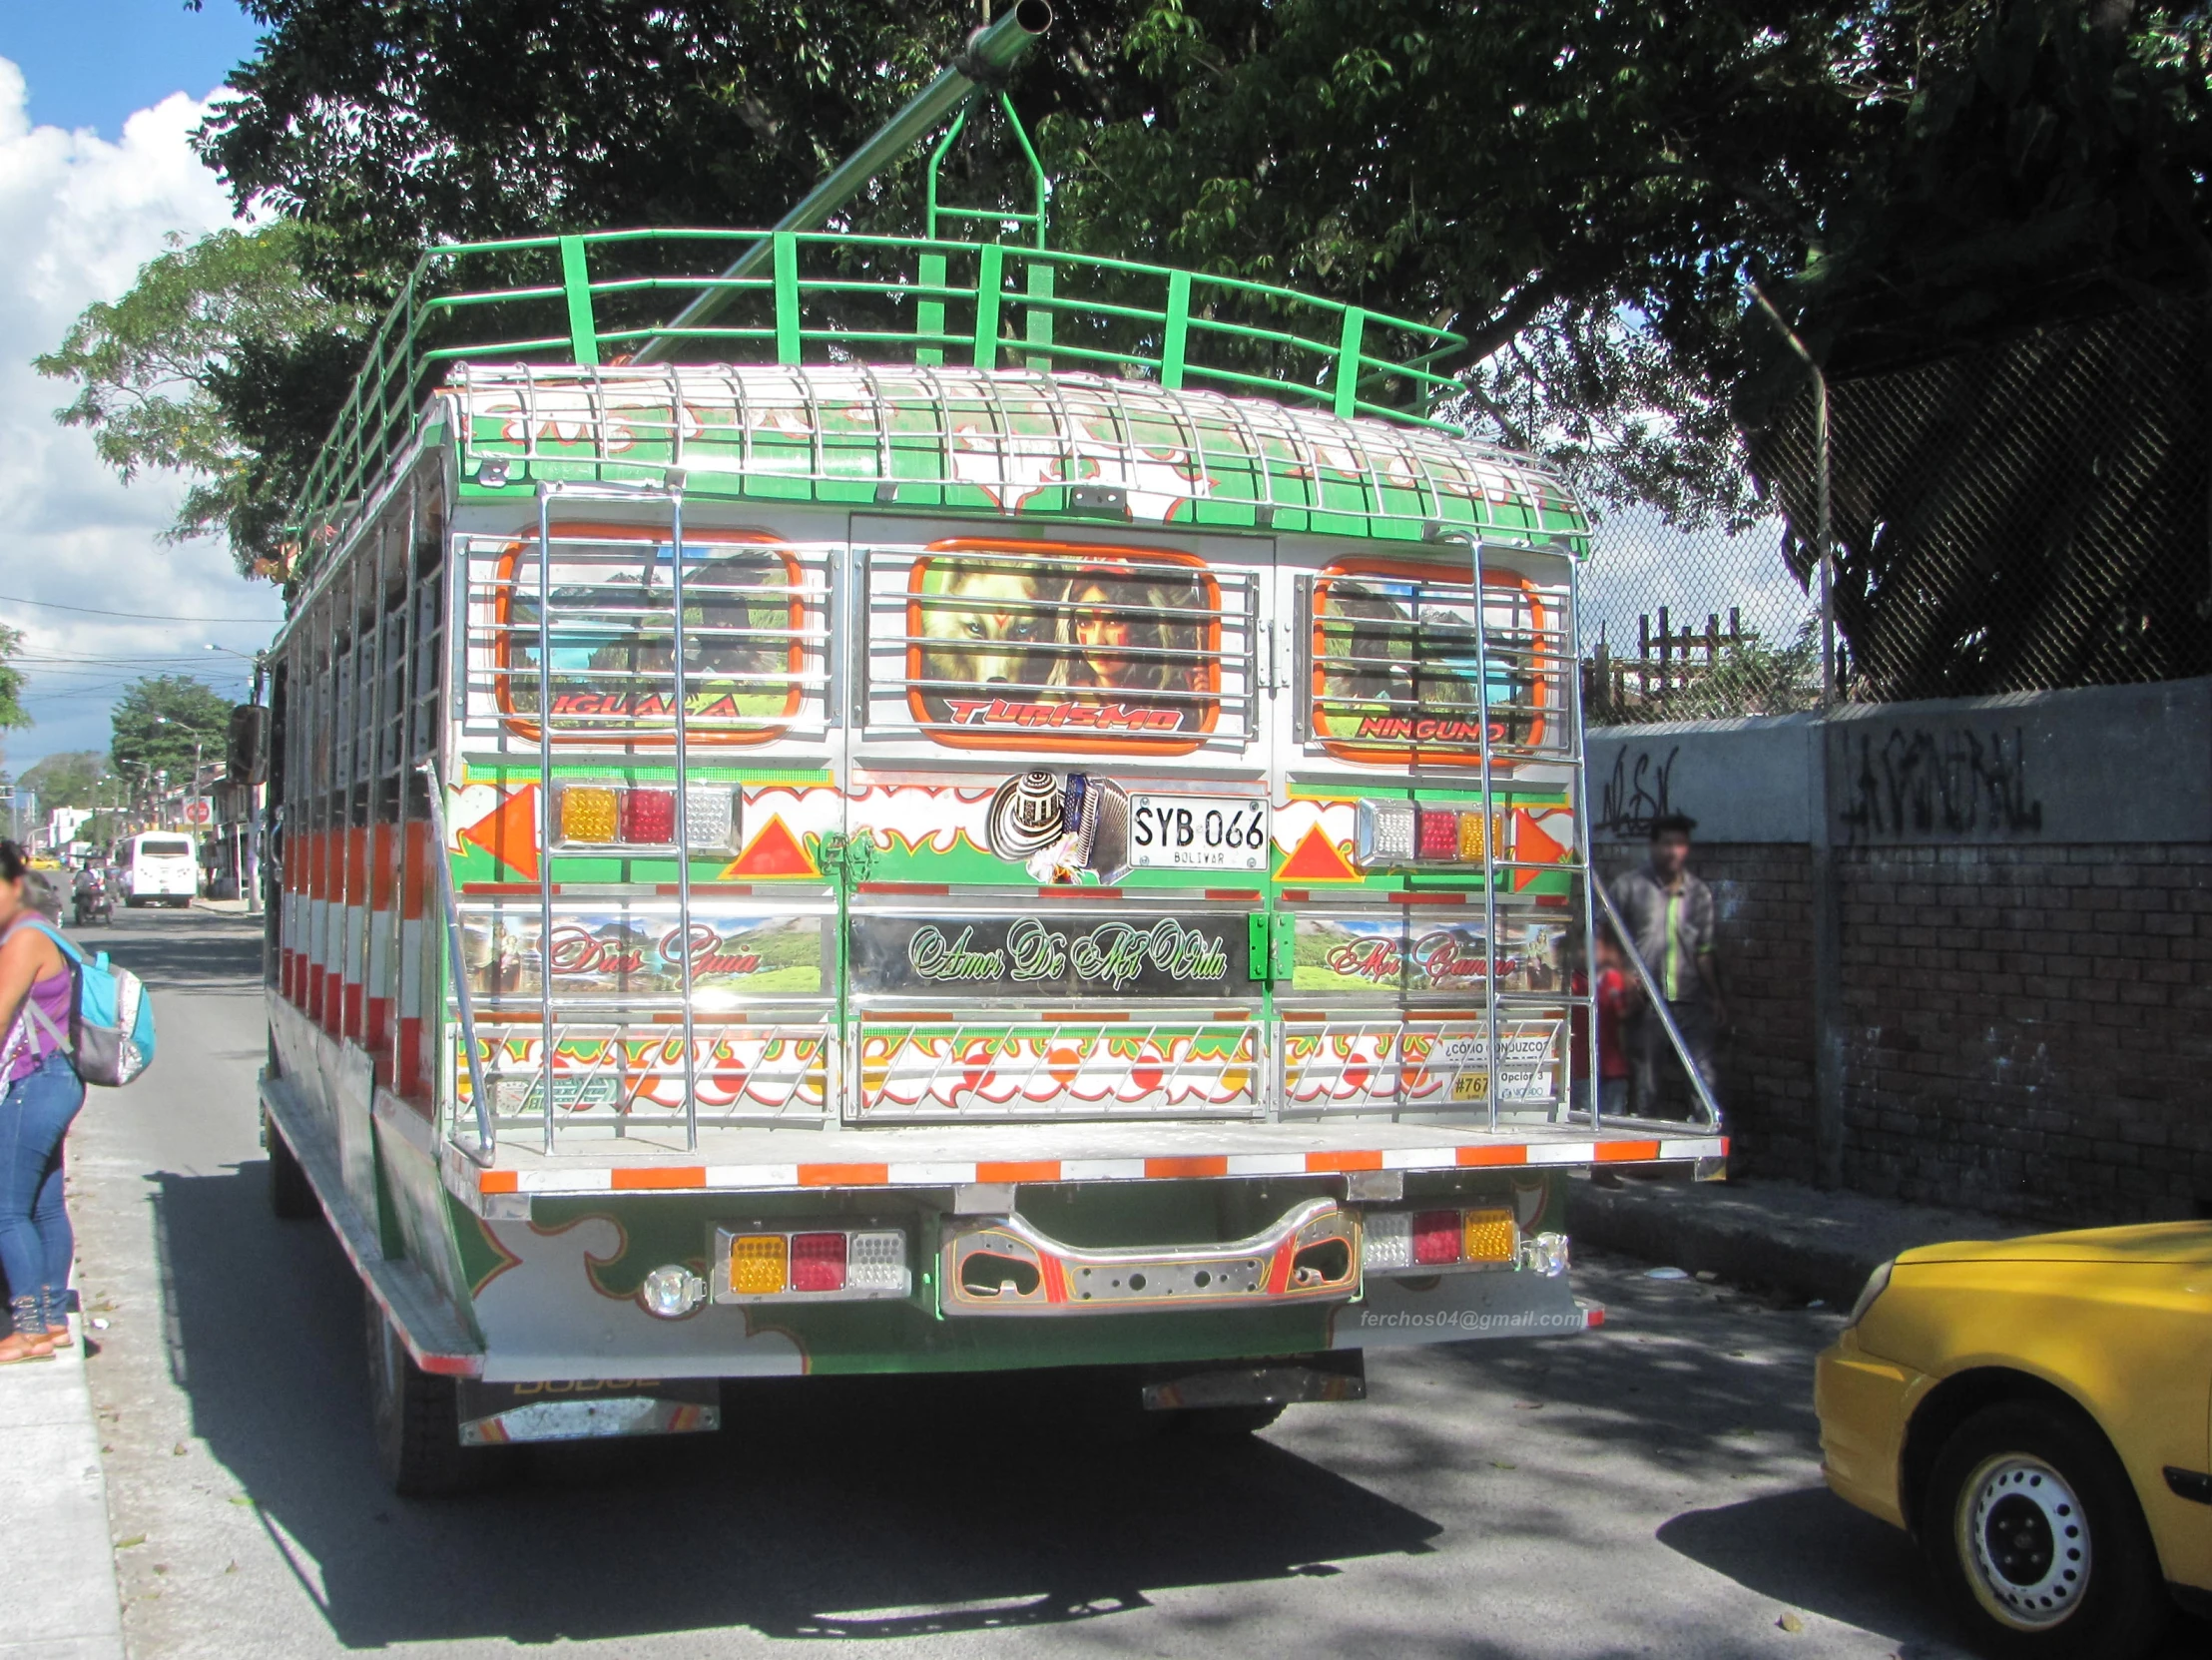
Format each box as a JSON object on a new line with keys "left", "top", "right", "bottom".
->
{"left": 1127, "top": 794, "right": 1269, "bottom": 871}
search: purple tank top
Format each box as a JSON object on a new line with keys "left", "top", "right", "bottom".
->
{"left": 5, "top": 925, "right": 72, "bottom": 1083}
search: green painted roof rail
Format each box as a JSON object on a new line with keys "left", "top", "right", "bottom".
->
{"left": 284, "top": 228, "right": 1478, "bottom": 567}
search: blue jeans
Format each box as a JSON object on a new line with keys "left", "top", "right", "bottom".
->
{"left": 0, "top": 1051, "right": 85, "bottom": 1320}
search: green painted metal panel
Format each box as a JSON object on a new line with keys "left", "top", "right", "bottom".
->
{"left": 773, "top": 233, "right": 802, "bottom": 365}
{"left": 557, "top": 236, "right": 600, "bottom": 367}
{"left": 972, "top": 243, "right": 1003, "bottom": 370}
{"left": 1333, "top": 307, "right": 1367, "bottom": 421}
{"left": 1162, "top": 270, "right": 1192, "bottom": 391}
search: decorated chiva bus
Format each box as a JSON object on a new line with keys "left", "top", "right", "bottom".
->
{"left": 255, "top": 6, "right": 1723, "bottom": 1491}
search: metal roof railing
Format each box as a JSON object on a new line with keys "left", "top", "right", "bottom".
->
{"left": 284, "top": 229, "right": 1475, "bottom": 565}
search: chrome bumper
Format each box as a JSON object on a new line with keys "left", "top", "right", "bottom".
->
{"left": 940, "top": 1198, "right": 1360, "bottom": 1317}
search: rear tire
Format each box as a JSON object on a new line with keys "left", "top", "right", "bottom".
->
{"left": 1921, "top": 1400, "right": 2169, "bottom": 1659}
{"left": 265, "top": 1111, "right": 316, "bottom": 1221}
{"left": 364, "top": 1297, "right": 482, "bottom": 1497}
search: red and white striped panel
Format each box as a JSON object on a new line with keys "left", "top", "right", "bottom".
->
{"left": 365, "top": 822, "right": 395, "bottom": 1067}
{"left": 453, "top": 1135, "right": 1729, "bottom": 1201}
{"left": 395, "top": 821, "right": 431, "bottom": 1107}
{"left": 341, "top": 825, "right": 367, "bottom": 1041}
{"left": 309, "top": 829, "right": 333, "bottom": 1031}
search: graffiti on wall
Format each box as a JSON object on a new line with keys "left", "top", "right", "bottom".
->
{"left": 1838, "top": 725, "right": 2043, "bottom": 843}
{"left": 1596, "top": 745, "right": 1679, "bottom": 838}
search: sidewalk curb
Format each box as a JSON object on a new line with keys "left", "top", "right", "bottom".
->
{"left": 1566, "top": 1172, "right": 2040, "bottom": 1308}
{"left": 0, "top": 1326, "right": 127, "bottom": 1660}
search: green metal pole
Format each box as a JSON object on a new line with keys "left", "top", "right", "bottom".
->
{"left": 634, "top": 0, "right": 1051, "bottom": 364}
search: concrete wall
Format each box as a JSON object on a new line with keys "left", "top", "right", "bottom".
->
{"left": 1589, "top": 678, "right": 2212, "bottom": 1224}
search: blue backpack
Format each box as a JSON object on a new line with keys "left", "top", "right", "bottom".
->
{"left": 7, "top": 918, "right": 157, "bottom": 1087}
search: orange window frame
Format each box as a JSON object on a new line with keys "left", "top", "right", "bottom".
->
{"left": 491, "top": 524, "right": 804, "bottom": 748}
{"left": 1308, "top": 555, "right": 1550, "bottom": 767}
{"left": 902, "top": 538, "right": 1224, "bottom": 756}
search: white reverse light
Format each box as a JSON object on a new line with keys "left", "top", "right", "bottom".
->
{"left": 641, "top": 1263, "right": 707, "bottom": 1318}
{"left": 1362, "top": 1211, "right": 1412, "bottom": 1272}
{"left": 845, "top": 1230, "right": 911, "bottom": 1294}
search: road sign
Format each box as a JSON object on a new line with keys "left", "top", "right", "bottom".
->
{"left": 181, "top": 798, "right": 213, "bottom": 827}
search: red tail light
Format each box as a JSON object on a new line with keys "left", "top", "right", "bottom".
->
{"left": 1411, "top": 1210, "right": 1463, "bottom": 1266}
{"left": 789, "top": 1232, "right": 848, "bottom": 1292}
{"left": 621, "top": 788, "right": 677, "bottom": 843}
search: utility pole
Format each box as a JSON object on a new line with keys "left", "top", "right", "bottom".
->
{"left": 1750, "top": 277, "right": 1847, "bottom": 1192}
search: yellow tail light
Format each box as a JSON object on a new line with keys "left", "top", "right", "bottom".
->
{"left": 1462, "top": 1208, "right": 1517, "bottom": 1263}
{"left": 559, "top": 785, "right": 621, "bottom": 843}
{"left": 729, "top": 1233, "right": 789, "bottom": 1296}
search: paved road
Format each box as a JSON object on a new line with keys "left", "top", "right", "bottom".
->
{"left": 59, "top": 908, "right": 2200, "bottom": 1659}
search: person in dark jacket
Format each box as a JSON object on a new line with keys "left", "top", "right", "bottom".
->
{"left": 1608, "top": 813, "right": 1726, "bottom": 1118}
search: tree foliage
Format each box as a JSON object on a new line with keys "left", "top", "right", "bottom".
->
{"left": 0, "top": 626, "right": 29, "bottom": 735}
{"left": 45, "top": 0, "right": 2195, "bottom": 593}
{"left": 110, "top": 677, "right": 233, "bottom": 785}
{"left": 17, "top": 753, "right": 111, "bottom": 811}
{"left": 34, "top": 223, "right": 370, "bottom": 575}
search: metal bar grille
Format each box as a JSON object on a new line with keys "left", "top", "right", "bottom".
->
{"left": 461, "top": 528, "right": 832, "bottom": 748}
{"left": 1307, "top": 565, "right": 1576, "bottom": 764}
{"left": 860, "top": 543, "right": 1259, "bottom": 751}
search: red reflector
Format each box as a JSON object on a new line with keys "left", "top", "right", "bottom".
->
{"left": 1416, "top": 809, "right": 1460, "bottom": 861}
{"left": 1411, "top": 1211, "right": 1462, "bottom": 1265}
{"left": 790, "top": 1232, "right": 848, "bottom": 1292}
{"left": 622, "top": 789, "right": 678, "bottom": 843}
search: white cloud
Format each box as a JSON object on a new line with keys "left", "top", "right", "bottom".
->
{"left": 0, "top": 57, "right": 285, "bottom": 780}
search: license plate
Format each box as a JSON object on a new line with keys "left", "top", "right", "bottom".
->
{"left": 1127, "top": 795, "right": 1269, "bottom": 870}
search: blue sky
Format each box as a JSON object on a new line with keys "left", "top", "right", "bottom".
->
{"left": 0, "top": 2, "right": 282, "bottom": 783}
{"left": 0, "top": 0, "right": 261, "bottom": 136}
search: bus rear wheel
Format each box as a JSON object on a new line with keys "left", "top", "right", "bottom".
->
{"left": 265, "top": 1111, "right": 316, "bottom": 1221}
{"left": 365, "top": 1297, "right": 488, "bottom": 1496}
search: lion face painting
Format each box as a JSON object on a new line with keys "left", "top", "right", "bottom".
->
{"left": 915, "top": 560, "right": 1068, "bottom": 709}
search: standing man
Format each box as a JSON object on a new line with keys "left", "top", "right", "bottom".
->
{"left": 1608, "top": 813, "right": 1726, "bottom": 1118}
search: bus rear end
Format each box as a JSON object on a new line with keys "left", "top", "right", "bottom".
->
{"left": 127, "top": 834, "right": 199, "bottom": 906}
{"left": 256, "top": 250, "right": 1724, "bottom": 1490}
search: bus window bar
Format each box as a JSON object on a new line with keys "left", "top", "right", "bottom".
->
{"left": 460, "top": 1023, "right": 837, "bottom": 1126}
{"left": 855, "top": 1018, "right": 1263, "bottom": 1123}
{"left": 1279, "top": 1015, "right": 1567, "bottom": 1118}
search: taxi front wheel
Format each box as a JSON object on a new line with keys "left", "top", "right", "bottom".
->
{"left": 1921, "top": 1400, "right": 2168, "bottom": 1659}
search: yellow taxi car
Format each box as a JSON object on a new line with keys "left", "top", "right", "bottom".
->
{"left": 1817, "top": 1222, "right": 2212, "bottom": 1657}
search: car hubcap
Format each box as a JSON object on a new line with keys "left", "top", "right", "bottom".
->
{"left": 1957, "top": 1452, "right": 2089, "bottom": 1629}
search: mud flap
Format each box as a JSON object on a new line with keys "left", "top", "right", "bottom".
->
{"left": 456, "top": 1377, "right": 723, "bottom": 1444}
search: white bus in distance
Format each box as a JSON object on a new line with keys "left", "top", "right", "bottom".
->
{"left": 124, "top": 832, "right": 199, "bottom": 907}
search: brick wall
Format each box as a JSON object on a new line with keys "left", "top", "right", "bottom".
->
{"left": 1605, "top": 840, "right": 2212, "bottom": 1223}
{"left": 1835, "top": 843, "right": 2212, "bottom": 1223}
{"left": 1601, "top": 844, "right": 1817, "bottom": 1184}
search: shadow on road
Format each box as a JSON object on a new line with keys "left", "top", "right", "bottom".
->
{"left": 147, "top": 1163, "right": 1440, "bottom": 1648}
{"left": 67, "top": 911, "right": 265, "bottom": 1001}
{"left": 1658, "top": 1487, "right": 1945, "bottom": 1650}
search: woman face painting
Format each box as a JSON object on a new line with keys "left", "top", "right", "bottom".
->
{"left": 1072, "top": 581, "right": 1133, "bottom": 688}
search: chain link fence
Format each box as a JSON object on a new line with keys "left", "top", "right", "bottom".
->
{"left": 1581, "top": 299, "right": 2212, "bottom": 721}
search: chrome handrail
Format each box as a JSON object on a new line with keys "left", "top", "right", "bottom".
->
{"left": 417, "top": 757, "right": 496, "bottom": 1161}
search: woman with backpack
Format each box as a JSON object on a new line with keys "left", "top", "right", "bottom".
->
{"left": 0, "top": 839, "right": 85, "bottom": 1365}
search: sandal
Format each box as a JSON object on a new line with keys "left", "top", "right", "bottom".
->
{"left": 0, "top": 1332, "right": 55, "bottom": 1365}
{"left": 3, "top": 1297, "right": 54, "bottom": 1364}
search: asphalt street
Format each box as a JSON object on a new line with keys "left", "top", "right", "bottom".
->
{"left": 55, "top": 907, "right": 2201, "bottom": 1659}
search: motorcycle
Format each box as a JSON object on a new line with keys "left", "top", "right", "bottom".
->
{"left": 72, "top": 878, "right": 113, "bottom": 928}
